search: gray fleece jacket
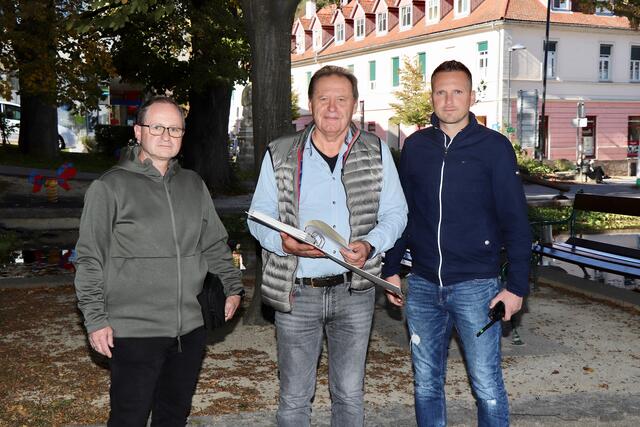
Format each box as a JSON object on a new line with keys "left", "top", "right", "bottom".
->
{"left": 74, "top": 145, "right": 242, "bottom": 338}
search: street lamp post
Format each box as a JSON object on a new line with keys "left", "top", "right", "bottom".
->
{"left": 507, "top": 44, "right": 526, "bottom": 134}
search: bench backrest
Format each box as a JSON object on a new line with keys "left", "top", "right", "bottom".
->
{"left": 573, "top": 193, "right": 640, "bottom": 217}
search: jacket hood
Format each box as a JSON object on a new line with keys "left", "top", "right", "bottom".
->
{"left": 115, "top": 145, "right": 181, "bottom": 180}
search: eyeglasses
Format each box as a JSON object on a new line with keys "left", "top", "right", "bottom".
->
{"left": 138, "top": 124, "right": 185, "bottom": 138}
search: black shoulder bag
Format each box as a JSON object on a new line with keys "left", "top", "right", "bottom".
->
{"left": 197, "top": 273, "right": 227, "bottom": 329}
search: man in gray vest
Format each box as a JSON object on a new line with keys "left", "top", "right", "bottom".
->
{"left": 248, "top": 65, "right": 407, "bottom": 426}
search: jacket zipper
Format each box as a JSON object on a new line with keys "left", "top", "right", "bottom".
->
{"left": 164, "top": 178, "right": 183, "bottom": 352}
{"left": 436, "top": 131, "right": 453, "bottom": 287}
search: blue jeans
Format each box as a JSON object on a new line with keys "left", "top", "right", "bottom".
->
{"left": 275, "top": 282, "right": 375, "bottom": 427}
{"left": 405, "top": 275, "right": 509, "bottom": 427}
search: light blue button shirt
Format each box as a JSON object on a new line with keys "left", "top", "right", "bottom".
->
{"left": 248, "top": 128, "right": 407, "bottom": 279}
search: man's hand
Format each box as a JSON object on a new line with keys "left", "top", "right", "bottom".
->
{"left": 490, "top": 289, "right": 523, "bottom": 321}
{"left": 225, "top": 295, "right": 242, "bottom": 321}
{"left": 340, "top": 240, "right": 371, "bottom": 268}
{"left": 89, "top": 326, "right": 114, "bottom": 358}
{"left": 281, "top": 232, "right": 324, "bottom": 258}
{"left": 384, "top": 274, "right": 404, "bottom": 307}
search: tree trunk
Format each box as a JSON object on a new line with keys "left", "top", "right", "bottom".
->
{"left": 241, "top": 0, "right": 299, "bottom": 325}
{"left": 15, "top": 0, "right": 59, "bottom": 159}
{"left": 17, "top": 92, "right": 58, "bottom": 158}
{"left": 181, "top": 83, "right": 234, "bottom": 195}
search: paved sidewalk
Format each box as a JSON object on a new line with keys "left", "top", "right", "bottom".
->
{"left": 51, "top": 286, "right": 640, "bottom": 427}
{"left": 2, "top": 167, "right": 640, "bottom": 426}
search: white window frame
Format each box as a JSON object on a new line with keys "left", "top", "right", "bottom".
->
{"left": 631, "top": 46, "right": 640, "bottom": 82}
{"left": 427, "top": 0, "right": 440, "bottom": 23}
{"left": 313, "top": 28, "right": 322, "bottom": 50}
{"left": 599, "top": 44, "right": 612, "bottom": 81}
{"left": 355, "top": 17, "right": 365, "bottom": 40}
{"left": 335, "top": 22, "right": 345, "bottom": 44}
{"left": 376, "top": 11, "right": 388, "bottom": 34}
{"left": 400, "top": 5, "right": 412, "bottom": 29}
{"left": 545, "top": 41, "right": 558, "bottom": 78}
{"left": 478, "top": 46, "right": 488, "bottom": 78}
{"left": 455, "top": 0, "right": 470, "bottom": 17}
{"left": 552, "top": 0, "right": 571, "bottom": 11}
{"left": 369, "top": 60, "right": 376, "bottom": 90}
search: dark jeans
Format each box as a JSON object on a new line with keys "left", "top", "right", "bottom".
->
{"left": 107, "top": 326, "right": 207, "bottom": 427}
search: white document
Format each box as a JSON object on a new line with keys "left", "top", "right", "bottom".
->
{"left": 247, "top": 210, "right": 402, "bottom": 297}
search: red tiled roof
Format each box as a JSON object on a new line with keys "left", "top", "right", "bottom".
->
{"left": 315, "top": 4, "right": 338, "bottom": 26}
{"left": 506, "top": 0, "right": 630, "bottom": 29}
{"left": 292, "top": 17, "right": 312, "bottom": 33}
{"left": 340, "top": 0, "right": 357, "bottom": 18}
{"left": 293, "top": 0, "right": 634, "bottom": 62}
{"left": 360, "top": 1, "right": 377, "bottom": 14}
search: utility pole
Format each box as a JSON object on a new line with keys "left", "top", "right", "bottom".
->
{"left": 538, "top": 0, "right": 552, "bottom": 160}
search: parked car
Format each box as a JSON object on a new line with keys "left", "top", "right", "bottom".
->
{"left": 0, "top": 101, "right": 83, "bottom": 152}
{"left": 0, "top": 101, "right": 20, "bottom": 144}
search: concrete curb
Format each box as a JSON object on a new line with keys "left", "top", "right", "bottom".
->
{"left": 536, "top": 266, "right": 640, "bottom": 311}
{"left": 0, "top": 274, "right": 74, "bottom": 289}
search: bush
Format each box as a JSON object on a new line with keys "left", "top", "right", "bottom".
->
{"left": 94, "top": 125, "right": 134, "bottom": 156}
{"left": 0, "top": 230, "right": 18, "bottom": 263}
{"left": 82, "top": 135, "right": 97, "bottom": 153}
{"left": 512, "top": 143, "right": 554, "bottom": 177}
{"left": 553, "top": 158, "right": 575, "bottom": 172}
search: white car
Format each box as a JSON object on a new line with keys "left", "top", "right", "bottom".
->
{"left": 57, "top": 124, "right": 78, "bottom": 151}
{"left": 1, "top": 101, "right": 83, "bottom": 152}
{"left": 0, "top": 101, "right": 20, "bottom": 144}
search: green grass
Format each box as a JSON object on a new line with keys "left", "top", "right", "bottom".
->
{"left": 0, "top": 145, "right": 117, "bottom": 173}
{"left": 0, "top": 230, "right": 19, "bottom": 263}
{"left": 529, "top": 206, "right": 640, "bottom": 234}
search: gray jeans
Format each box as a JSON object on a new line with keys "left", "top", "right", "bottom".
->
{"left": 275, "top": 282, "right": 376, "bottom": 427}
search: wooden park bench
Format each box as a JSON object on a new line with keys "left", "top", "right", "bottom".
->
{"left": 531, "top": 192, "right": 640, "bottom": 281}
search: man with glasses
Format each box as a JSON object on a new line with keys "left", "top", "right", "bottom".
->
{"left": 74, "top": 96, "right": 244, "bottom": 425}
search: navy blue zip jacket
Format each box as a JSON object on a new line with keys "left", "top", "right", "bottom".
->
{"left": 382, "top": 112, "right": 532, "bottom": 296}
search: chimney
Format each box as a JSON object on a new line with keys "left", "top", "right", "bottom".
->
{"left": 306, "top": 0, "right": 316, "bottom": 19}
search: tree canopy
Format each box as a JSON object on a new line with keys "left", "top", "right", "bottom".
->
{"left": 390, "top": 57, "right": 433, "bottom": 128}
{"left": 85, "top": 0, "right": 249, "bottom": 104}
{"left": 0, "top": 0, "right": 114, "bottom": 157}
{"left": 84, "top": 0, "right": 250, "bottom": 193}
{"left": 576, "top": 1, "right": 640, "bottom": 28}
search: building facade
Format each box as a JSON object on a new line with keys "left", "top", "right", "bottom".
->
{"left": 271, "top": 0, "right": 640, "bottom": 172}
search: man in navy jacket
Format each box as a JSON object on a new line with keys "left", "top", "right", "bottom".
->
{"left": 383, "top": 60, "right": 531, "bottom": 427}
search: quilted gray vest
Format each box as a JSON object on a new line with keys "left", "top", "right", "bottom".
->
{"left": 261, "top": 123, "right": 383, "bottom": 312}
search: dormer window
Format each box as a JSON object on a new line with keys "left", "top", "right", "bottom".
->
{"left": 455, "top": 0, "right": 470, "bottom": 17}
{"left": 427, "top": 0, "right": 440, "bottom": 23}
{"left": 335, "top": 22, "right": 345, "bottom": 44}
{"left": 355, "top": 17, "right": 365, "bottom": 39}
{"left": 313, "top": 28, "right": 322, "bottom": 50}
{"left": 376, "top": 11, "right": 388, "bottom": 34}
{"left": 296, "top": 33, "right": 304, "bottom": 54}
{"left": 400, "top": 5, "right": 412, "bottom": 29}
{"left": 552, "top": 0, "right": 570, "bottom": 11}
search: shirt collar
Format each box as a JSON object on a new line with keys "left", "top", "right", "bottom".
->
{"left": 304, "top": 125, "right": 354, "bottom": 156}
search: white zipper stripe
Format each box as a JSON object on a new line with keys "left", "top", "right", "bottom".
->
{"left": 436, "top": 131, "right": 453, "bottom": 287}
